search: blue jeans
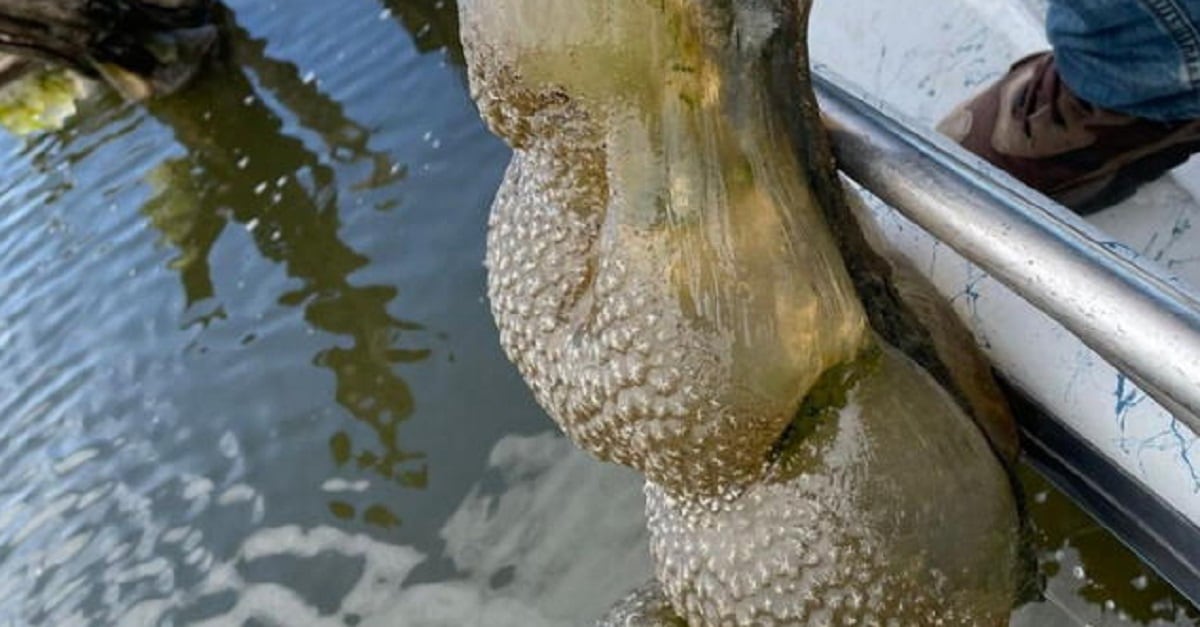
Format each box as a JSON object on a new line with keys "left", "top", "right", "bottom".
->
{"left": 1049, "top": 0, "right": 1200, "bottom": 120}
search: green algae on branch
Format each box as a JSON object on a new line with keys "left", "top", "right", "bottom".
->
{"left": 0, "top": 63, "right": 87, "bottom": 134}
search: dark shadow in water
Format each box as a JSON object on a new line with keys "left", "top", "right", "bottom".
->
{"left": 139, "top": 3, "right": 434, "bottom": 530}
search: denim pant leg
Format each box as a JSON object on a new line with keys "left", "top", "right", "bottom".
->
{"left": 1048, "top": 0, "right": 1200, "bottom": 120}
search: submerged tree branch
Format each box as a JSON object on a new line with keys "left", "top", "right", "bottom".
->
{"left": 0, "top": 0, "right": 219, "bottom": 98}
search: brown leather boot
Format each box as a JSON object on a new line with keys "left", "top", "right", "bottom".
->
{"left": 937, "top": 52, "right": 1200, "bottom": 214}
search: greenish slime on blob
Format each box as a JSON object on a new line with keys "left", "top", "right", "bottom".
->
{"left": 770, "top": 344, "right": 882, "bottom": 477}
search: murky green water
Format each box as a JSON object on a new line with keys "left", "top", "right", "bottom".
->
{"left": 0, "top": 1, "right": 1194, "bottom": 625}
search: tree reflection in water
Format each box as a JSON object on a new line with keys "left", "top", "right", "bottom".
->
{"left": 138, "top": 2, "right": 463, "bottom": 531}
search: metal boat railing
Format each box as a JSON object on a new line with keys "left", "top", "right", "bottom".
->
{"left": 816, "top": 71, "right": 1200, "bottom": 433}
{"left": 814, "top": 68, "right": 1200, "bottom": 606}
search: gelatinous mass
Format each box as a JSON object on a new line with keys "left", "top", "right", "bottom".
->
{"left": 460, "top": 0, "right": 1021, "bottom": 624}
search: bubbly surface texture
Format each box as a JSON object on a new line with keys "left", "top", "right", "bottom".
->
{"left": 463, "top": 0, "right": 867, "bottom": 500}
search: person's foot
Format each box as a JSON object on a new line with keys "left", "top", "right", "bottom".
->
{"left": 937, "top": 51, "right": 1200, "bottom": 214}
